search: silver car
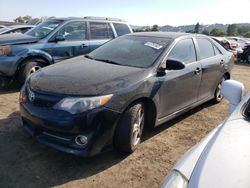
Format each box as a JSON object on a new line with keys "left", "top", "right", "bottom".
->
{"left": 161, "top": 80, "right": 250, "bottom": 188}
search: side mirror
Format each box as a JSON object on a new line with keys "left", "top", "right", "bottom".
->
{"left": 165, "top": 59, "right": 185, "bottom": 70}
{"left": 221, "top": 80, "right": 245, "bottom": 113}
{"left": 54, "top": 34, "right": 65, "bottom": 42}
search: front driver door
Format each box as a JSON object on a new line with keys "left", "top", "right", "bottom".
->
{"left": 157, "top": 38, "right": 202, "bottom": 119}
{"left": 45, "top": 21, "right": 90, "bottom": 62}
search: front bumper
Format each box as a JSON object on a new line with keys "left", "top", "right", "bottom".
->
{"left": 0, "top": 55, "right": 20, "bottom": 77}
{"left": 20, "top": 96, "right": 121, "bottom": 157}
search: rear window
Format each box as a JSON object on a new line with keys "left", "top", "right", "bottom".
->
{"left": 196, "top": 38, "right": 215, "bottom": 59}
{"left": 89, "top": 22, "right": 114, "bottom": 39}
{"left": 113, "top": 23, "right": 131, "bottom": 36}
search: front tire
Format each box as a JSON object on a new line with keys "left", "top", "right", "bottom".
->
{"left": 17, "top": 58, "right": 45, "bottom": 85}
{"left": 245, "top": 51, "right": 250, "bottom": 64}
{"left": 114, "top": 103, "right": 145, "bottom": 153}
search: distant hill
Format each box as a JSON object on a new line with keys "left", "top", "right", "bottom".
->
{"left": 132, "top": 23, "right": 250, "bottom": 33}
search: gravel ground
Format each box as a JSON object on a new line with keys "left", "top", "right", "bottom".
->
{"left": 0, "top": 64, "right": 250, "bottom": 188}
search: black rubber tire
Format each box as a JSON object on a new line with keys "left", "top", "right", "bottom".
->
{"left": 211, "top": 76, "right": 226, "bottom": 103}
{"left": 114, "top": 102, "right": 145, "bottom": 153}
{"left": 17, "top": 58, "right": 45, "bottom": 86}
{"left": 245, "top": 51, "right": 250, "bottom": 64}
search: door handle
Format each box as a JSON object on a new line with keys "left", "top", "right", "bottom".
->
{"left": 195, "top": 67, "right": 201, "bottom": 75}
{"left": 80, "top": 43, "right": 88, "bottom": 48}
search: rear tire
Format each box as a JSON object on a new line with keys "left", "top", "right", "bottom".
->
{"left": 212, "top": 76, "right": 226, "bottom": 103}
{"left": 17, "top": 58, "right": 45, "bottom": 86}
{"left": 114, "top": 102, "right": 145, "bottom": 153}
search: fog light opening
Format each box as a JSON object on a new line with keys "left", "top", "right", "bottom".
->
{"left": 75, "top": 135, "right": 88, "bottom": 146}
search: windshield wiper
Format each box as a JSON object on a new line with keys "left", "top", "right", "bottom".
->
{"left": 95, "top": 58, "right": 122, "bottom": 65}
{"left": 84, "top": 55, "right": 94, "bottom": 60}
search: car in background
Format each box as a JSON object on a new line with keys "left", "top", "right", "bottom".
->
{"left": 227, "top": 36, "right": 250, "bottom": 49}
{"left": 212, "top": 36, "right": 238, "bottom": 58}
{"left": 19, "top": 32, "right": 233, "bottom": 157}
{"left": 0, "top": 25, "right": 35, "bottom": 35}
{"left": 0, "top": 17, "right": 132, "bottom": 86}
{"left": 161, "top": 80, "right": 250, "bottom": 188}
{"left": 239, "top": 44, "right": 250, "bottom": 64}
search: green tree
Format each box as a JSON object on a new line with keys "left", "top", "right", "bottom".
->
{"left": 210, "top": 28, "right": 227, "bottom": 36}
{"left": 151, "top": 24, "right": 159, "bottom": 31}
{"left": 227, "top": 24, "right": 238, "bottom": 36}
{"left": 202, "top": 30, "right": 210, "bottom": 35}
{"left": 244, "top": 31, "right": 250, "bottom": 38}
{"left": 14, "top": 15, "right": 32, "bottom": 24}
{"left": 194, "top": 22, "right": 200, "bottom": 33}
{"left": 186, "top": 30, "right": 195, "bottom": 33}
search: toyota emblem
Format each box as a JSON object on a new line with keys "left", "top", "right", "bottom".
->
{"left": 28, "top": 91, "right": 35, "bottom": 102}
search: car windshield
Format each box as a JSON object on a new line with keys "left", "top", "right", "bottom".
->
{"left": 87, "top": 35, "right": 171, "bottom": 68}
{"left": 26, "top": 20, "right": 63, "bottom": 39}
{"left": 0, "top": 27, "right": 10, "bottom": 33}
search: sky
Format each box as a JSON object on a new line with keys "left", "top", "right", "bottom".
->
{"left": 1, "top": 0, "right": 250, "bottom": 26}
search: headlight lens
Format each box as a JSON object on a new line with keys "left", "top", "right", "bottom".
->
{"left": 0, "top": 46, "right": 11, "bottom": 56}
{"left": 53, "top": 94, "right": 113, "bottom": 114}
{"left": 160, "top": 170, "right": 188, "bottom": 188}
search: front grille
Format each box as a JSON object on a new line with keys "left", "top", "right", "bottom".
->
{"left": 26, "top": 86, "right": 61, "bottom": 108}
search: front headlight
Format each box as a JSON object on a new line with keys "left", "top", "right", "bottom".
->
{"left": 53, "top": 94, "right": 113, "bottom": 114}
{"left": 0, "top": 46, "right": 11, "bottom": 56}
{"left": 160, "top": 170, "right": 188, "bottom": 188}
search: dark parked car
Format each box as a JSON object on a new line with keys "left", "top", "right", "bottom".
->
{"left": 0, "top": 17, "right": 132, "bottom": 86}
{"left": 238, "top": 44, "right": 250, "bottom": 64}
{"left": 0, "top": 25, "right": 35, "bottom": 35}
{"left": 19, "top": 32, "right": 234, "bottom": 157}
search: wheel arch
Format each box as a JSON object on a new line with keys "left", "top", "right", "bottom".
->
{"left": 15, "top": 55, "right": 51, "bottom": 76}
{"left": 224, "top": 72, "right": 230, "bottom": 80}
{"left": 121, "top": 97, "right": 157, "bottom": 130}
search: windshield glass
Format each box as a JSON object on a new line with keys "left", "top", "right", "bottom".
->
{"left": 26, "top": 20, "right": 63, "bottom": 39}
{"left": 0, "top": 27, "right": 10, "bottom": 33}
{"left": 88, "top": 35, "right": 171, "bottom": 68}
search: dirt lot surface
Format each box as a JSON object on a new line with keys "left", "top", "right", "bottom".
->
{"left": 0, "top": 64, "right": 250, "bottom": 188}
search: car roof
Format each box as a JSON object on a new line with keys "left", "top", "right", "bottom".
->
{"left": 46, "top": 17, "right": 127, "bottom": 23}
{"left": 128, "top": 32, "right": 200, "bottom": 39}
{"left": 9, "top": 25, "right": 35, "bottom": 29}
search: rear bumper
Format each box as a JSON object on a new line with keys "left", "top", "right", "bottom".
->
{"left": 20, "top": 100, "right": 121, "bottom": 157}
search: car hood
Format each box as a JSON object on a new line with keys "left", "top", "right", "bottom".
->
{"left": 0, "top": 33, "right": 39, "bottom": 45}
{"left": 188, "top": 118, "right": 250, "bottom": 188}
{"left": 29, "top": 56, "right": 147, "bottom": 95}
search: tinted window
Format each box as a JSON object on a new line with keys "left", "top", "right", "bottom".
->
{"left": 168, "top": 39, "right": 196, "bottom": 64}
{"left": 57, "top": 21, "right": 86, "bottom": 41}
{"left": 90, "top": 22, "right": 114, "bottom": 39}
{"left": 196, "top": 38, "right": 215, "bottom": 59}
{"left": 88, "top": 35, "right": 171, "bottom": 68}
{"left": 113, "top": 23, "right": 131, "bottom": 36}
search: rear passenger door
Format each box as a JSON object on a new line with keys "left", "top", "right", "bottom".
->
{"left": 157, "top": 38, "right": 202, "bottom": 118}
{"left": 88, "top": 22, "right": 114, "bottom": 51}
{"left": 195, "top": 37, "right": 225, "bottom": 101}
{"left": 45, "top": 21, "right": 89, "bottom": 62}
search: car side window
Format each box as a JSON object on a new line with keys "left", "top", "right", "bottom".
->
{"left": 57, "top": 21, "right": 86, "bottom": 41}
{"left": 196, "top": 38, "right": 215, "bottom": 59}
{"left": 213, "top": 45, "right": 221, "bottom": 56}
{"left": 113, "top": 23, "right": 131, "bottom": 36}
{"left": 89, "top": 22, "right": 114, "bottom": 39}
{"left": 168, "top": 39, "right": 196, "bottom": 64}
